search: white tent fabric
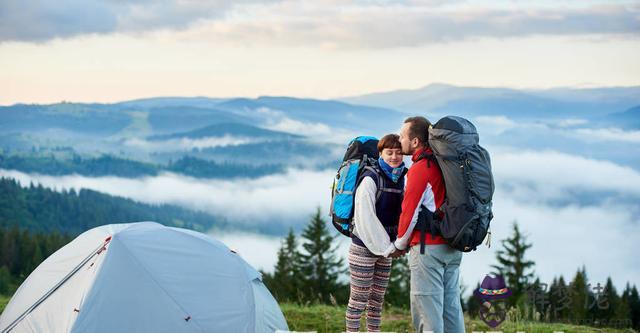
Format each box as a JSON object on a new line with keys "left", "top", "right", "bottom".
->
{"left": 0, "top": 222, "right": 289, "bottom": 333}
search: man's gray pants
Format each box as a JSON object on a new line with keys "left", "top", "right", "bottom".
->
{"left": 409, "top": 244, "right": 465, "bottom": 333}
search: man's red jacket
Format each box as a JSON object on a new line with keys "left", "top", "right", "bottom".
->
{"left": 394, "top": 147, "right": 447, "bottom": 250}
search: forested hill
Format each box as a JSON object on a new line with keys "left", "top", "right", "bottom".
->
{"left": 0, "top": 177, "right": 228, "bottom": 235}
{"left": 0, "top": 154, "right": 285, "bottom": 179}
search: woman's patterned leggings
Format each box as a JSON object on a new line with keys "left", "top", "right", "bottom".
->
{"left": 345, "top": 243, "right": 392, "bottom": 332}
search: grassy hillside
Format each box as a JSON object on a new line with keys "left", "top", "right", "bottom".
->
{"left": 281, "top": 303, "right": 637, "bottom": 333}
{"left": 0, "top": 300, "right": 636, "bottom": 332}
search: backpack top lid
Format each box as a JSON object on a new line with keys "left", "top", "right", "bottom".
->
{"left": 433, "top": 116, "right": 477, "bottom": 134}
{"left": 342, "top": 136, "right": 379, "bottom": 161}
{"left": 350, "top": 136, "right": 378, "bottom": 144}
{"left": 430, "top": 116, "right": 479, "bottom": 147}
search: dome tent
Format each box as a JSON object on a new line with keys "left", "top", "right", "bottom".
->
{"left": 0, "top": 222, "right": 288, "bottom": 333}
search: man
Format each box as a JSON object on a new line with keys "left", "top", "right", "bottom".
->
{"left": 392, "top": 116, "right": 465, "bottom": 333}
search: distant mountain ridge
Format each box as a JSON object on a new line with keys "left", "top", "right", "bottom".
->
{"left": 600, "top": 105, "right": 640, "bottom": 129}
{"left": 0, "top": 95, "right": 403, "bottom": 137}
{"left": 1, "top": 86, "right": 638, "bottom": 180}
{"left": 116, "top": 96, "right": 229, "bottom": 109}
{"left": 340, "top": 83, "right": 640, "bottom": 120}
{"left": 4, "top": 86, "right": 638, "bottom": 136}
{"left": 149, "top": 122, "right": 301, "bottom": 141}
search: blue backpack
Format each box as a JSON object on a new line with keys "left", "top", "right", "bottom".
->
{"left": 330, "top": 136, "right": 381, "bottom": 237}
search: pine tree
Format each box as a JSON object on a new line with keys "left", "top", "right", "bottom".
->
{"left": 615, "top": 284, "right": 632, "bottom": 327}
{"left": 491, "top": 221, "right": 535, "bottom": 306}
{"left": 549, "top": 276, "right": 572, "bottom": 322}
{"left": 0, "top": 226, "right": 73, "bottom": 296}
{"left": 267, "top": 228, "right": 303, "bottom": 302}
{"left": 527, "top": 277, "right": 546, "bottom": 320}
{"left": 569, "top": 266, "right": 589, "bottom": 321}
{"left": 466, "top": 282, "right": 481, "bottom": 319}
{"left": 600, "top": 277, "right": 619, "bottom": 322}
{"left": 629, "top": 285, "right": 640, "bottom": 329}
{"left": 0, "top": 265, "right": 12, "bottom": 295}
{"left": 557, "top": 276, "right": 572, "bottom": 322}
{"left": 546, "top": 277, "right": 559, "bottom": 322}
{"left": 298, "top": 208, "right": 346, "bottom": 304}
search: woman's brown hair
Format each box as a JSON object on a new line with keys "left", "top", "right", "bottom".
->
{"left": 377, "top": 134, "right": 401, "bottom": 153}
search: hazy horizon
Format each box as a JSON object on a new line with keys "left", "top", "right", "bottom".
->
{"left": 3, "top": 82, "right": 640, "bottom": 106}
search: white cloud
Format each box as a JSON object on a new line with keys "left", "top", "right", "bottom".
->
{"left": 174, "top": 2, "right": 640, "bottom": 49}
{"left": 211, "top": 231, "right": 283, "bottom": 273}
{"left": 0, "top": 168, "right": 334, "bottom": 225}
{"left": 124, "top": 135, "right": 260, "bottom": 151}
{"left": 258, "top": 108, "right": 332, "bottom": 136}
{"left": 557, "top": 118, "right": 589, "bottom": 127}
{"left": 2, "top": 1, "right": 638, "bottom": 46}
{"left": 0, "top": 0, "right": 255, "bottom": 42}
{"left": 474, "top": 115, "right": 518, "bottom": 134}
{"left": 211, "top": 230, "right": 353, "bottom": 276}
{"left": 475, "top": 115, "right": 517, "bottom": 127}
{"left": 572, "top": 127, "right": 640, "bottom": 143}
{"left": 492, "top": 148, "right": 640, "bottom": 202}
{"left": 256, "top": 107, "right": 357, "bottom": 144}
{"left": 477, "top": 115, "right": 640, "bottom": 144}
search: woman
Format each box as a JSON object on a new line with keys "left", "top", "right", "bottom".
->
{"left": 345, "top": 134, "right": 407, "bottom": 332}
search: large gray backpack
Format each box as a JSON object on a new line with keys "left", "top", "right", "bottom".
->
{"left": 427, "top": 116, "right": 494, "bottom": 252}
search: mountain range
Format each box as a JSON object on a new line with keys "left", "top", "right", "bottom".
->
{"left": 341, "top": 83, "right": 640, "bottom": 125}
{"left": 1, "top": 84, "right": 638, "bottom": 174}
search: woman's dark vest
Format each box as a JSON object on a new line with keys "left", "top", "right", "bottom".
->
{"left": 352, "top": 168, "right": 405, "bottom": 248}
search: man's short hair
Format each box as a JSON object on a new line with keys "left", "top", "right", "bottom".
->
{"left": 377, "top": 134, "right": 401, "bottom": 153}
{"left": 404, "top": 116, "right": 432, "bottom": 145}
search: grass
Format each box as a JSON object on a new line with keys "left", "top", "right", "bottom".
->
{"left": 281, "top": 303, "right": 412, "bottom": 332}
{"left": 281, "top": 303, "right": 638, "bottom": 333}
{"left": 1, "top": 297, "right": 636, "bottom": 332}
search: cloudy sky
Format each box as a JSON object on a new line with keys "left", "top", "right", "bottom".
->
{"left": 1, "top": 0, "right": 639, "bottom": 104}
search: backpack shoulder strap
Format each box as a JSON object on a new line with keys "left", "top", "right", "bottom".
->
{"left": 374, "top": 168, "right": 385, "bottom": 202}
{"left": 360, "top": 165, "right": 384, "bottom": 202}
{"left": 366, "top": 163, "right": 406, "bottom": 201}
{"left": 416, "top": 150, "right": 438, "bottom": 168}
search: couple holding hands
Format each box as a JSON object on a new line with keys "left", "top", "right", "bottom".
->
{"left": 345, "top": 116, "right": 465, "bottom": 333}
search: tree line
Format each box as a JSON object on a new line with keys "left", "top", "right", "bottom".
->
{"left": 0, "top": 153, "right": 283, "bottom": 179}
{"left": 466, "top": 223, "right": 640, "bottom": 330}
{"left": 0, "top": 177, "right": 227, "bottom": 234}
{"left": 0, "top": 226, "right": 72, "bottom": 295}
{"left": 265, "top": 215, "right": 640, "bottom": 330}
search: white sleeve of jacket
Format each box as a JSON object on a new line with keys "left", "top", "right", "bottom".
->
{"left": 352, "top": 176, "right": 397, "bottom": 257}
